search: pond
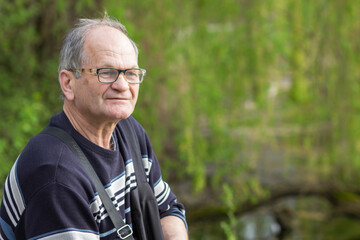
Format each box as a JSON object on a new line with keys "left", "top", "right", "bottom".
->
{"left": 189, "top": 196, "right": 360, "bottom": 240}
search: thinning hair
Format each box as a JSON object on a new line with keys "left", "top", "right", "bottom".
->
{"left": 58, "top": 16, "right": 139, "bottom": 79}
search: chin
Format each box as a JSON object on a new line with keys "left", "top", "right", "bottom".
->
{"left": 111, "top": 110, "right": 133, "bottom": 121}
{"left": 104, "top": 105, "right": 134, "bottom": 120}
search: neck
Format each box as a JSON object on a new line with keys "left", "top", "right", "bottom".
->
{"left": 63, "top": 102, "right": 117, "bottom": 150}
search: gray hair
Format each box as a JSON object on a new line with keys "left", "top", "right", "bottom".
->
{"left": 58, "top": 16, "right": 139, "bottom": 79}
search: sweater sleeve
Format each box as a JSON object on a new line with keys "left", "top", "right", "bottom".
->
{"left": 16, "top": 182, "right": 100, "bottom": 240}
{"left": 129, "top": 117, "right": 188, "bottom": 229}
{"left": 150, "top": 156, "right": 187, "bottom": 229}
{"left": 0, "top": 135, "right": 103, "bottom": 240}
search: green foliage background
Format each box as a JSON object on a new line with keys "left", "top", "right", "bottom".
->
{"left": 1, "top": 0, "right": 360, "bottom": 238}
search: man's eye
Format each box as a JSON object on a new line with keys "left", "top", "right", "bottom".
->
{"left": 100, "top": 70, "right": 117, "bottom": 78}
{"left": 126, "top": 71, "right": 139, "bottom": 78}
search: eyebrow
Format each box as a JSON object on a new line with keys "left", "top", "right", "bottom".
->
{"left": 98, "top": 64, "right": 139, "bottom": 69}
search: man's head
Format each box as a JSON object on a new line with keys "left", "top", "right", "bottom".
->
{"left": 58, "top": 16, "right": 138, "bottom": 76}
{"left": 58, "top": 16, "right": 143, "bottom": 123}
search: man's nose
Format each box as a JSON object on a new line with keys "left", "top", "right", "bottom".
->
{"left": 111, "top": 73, "right": 129, "bottom": 90}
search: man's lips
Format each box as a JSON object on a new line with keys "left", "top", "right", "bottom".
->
{"left": 106, "top": 97, "right": 131, "bottom": 100}
{"left": 106, "top": 97, "right": 131, "bottom": 101}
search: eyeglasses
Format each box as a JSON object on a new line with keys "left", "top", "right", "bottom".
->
{"left": 69, "top": 68, "right": 146, "bottom": 84}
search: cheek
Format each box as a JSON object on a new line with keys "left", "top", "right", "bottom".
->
{"left": 76, "top": 78, "right": 90, "bottom": 96}
{"left": 130, "top": 84, "right": 139, "bottom": 95}
{"left": 86, "top": 80, "right": 106, "bottom": 98}
{"left": 130, "top": 85, "right": 139, "bottom": 102}
{"left": 76, "top": 83, "right": 105, "bottom": 106}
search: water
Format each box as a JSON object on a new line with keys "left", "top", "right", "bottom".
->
{"left": 189, "top": 196, "right": 360, "bottom": 240}
{"left": 239, "top": 210, "right": 280, "bottom": 240}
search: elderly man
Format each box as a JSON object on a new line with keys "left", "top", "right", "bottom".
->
{"left": 0, "top": 16, "right": 188, "bottom": 239}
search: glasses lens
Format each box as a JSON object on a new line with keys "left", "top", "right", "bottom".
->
{"left": 125, "top": 69, "right": 144, "bottom": 83}
{"left": 98, "top": 69, "right": 119, "bottom": 83}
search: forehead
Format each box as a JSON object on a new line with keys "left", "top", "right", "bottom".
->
{"left": 83, "top": 26, "right": 137, "bottom": 65}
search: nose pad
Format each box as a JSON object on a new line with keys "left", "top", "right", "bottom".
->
{"left": 112, "top": 73, "right": 129, "bottom": 89}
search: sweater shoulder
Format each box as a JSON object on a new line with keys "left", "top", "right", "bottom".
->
{"left": 15, "top": 132, "right": 93, "bottom": 204}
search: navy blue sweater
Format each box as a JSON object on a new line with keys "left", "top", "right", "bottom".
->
{"left": 0, "top": 112, "right": 186, "bottom": 239}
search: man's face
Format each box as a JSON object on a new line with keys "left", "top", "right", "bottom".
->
{"left": 72, "top": 26, "right": 140, "bottom": 124}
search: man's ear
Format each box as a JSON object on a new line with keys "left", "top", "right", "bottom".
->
{"left": 59, "top": 70, "right": 76, "bottom": 101}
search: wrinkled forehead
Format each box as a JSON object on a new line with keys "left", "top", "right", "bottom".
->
{"left": 82, "top": 26, "right": 138, "bottom": 65}
{"left": 84, "top": 26, "right": 136, "bottom": 54}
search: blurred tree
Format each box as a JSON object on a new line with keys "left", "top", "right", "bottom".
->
{"left": 0, "top": 0, "right": 103, "bottom": 184}
{"left": 1, "top": 0, "right": 360, "bottom": 238}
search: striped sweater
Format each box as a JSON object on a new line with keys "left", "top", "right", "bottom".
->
{"left": 0, "top": 112, "right": 186, "bottom": 239}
